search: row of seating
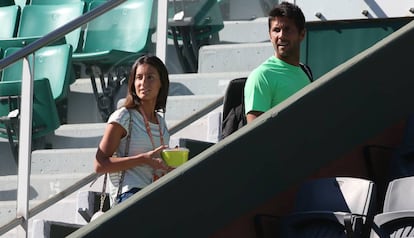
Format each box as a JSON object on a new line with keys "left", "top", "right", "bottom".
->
{"left": 0, "top": 0, "right": 86, "bottom": 152}
{"left": 0, "top": 0, "right": 156, "bottom": 161}
{"left": 0, "top": 0, "right": 156, "bottom": 116}
{"left": 190, "top": 109, "right": 414, "bottom": 238}
{"left": 251, "top": 114, "right": 414, "bottom": 238}
{"left": 0, "top": 0, "right": 90, "bottom": 8}
{"left": 254, "top": 176, "right": 414, "bottom": 238}
{"left": 0, "top": 2, "right": 84, "bottom": 51}
{"left": 0, "top": 0, "right": 227, "bottom": 163}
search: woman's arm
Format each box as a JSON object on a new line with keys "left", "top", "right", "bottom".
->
{"left": 94, "top": 122, "right": 169, "bottom": 173}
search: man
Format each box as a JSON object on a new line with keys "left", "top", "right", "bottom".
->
{"left": 244, "top": 2, "right": 310, "bottom": 123}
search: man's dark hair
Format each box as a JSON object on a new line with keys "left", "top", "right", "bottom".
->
{"left": 268, "top": 2, "right": 305, "bottom": 32}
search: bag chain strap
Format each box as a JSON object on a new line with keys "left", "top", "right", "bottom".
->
{"left": 99, "top": 110, "right": 133, "bottom": 210}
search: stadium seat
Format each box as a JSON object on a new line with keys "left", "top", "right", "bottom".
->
{"left": 2, "top": 44, "right": 73, "bottom": 103}
{"left": 280, "top": 177, "right": 377, "bottom": 238}
{"left": 29, "top": 0, "right": 88, "bottom": 14}
{"left": 0, "top": 5, "right": 20, "bottom": 39}
{"left": 30, "top": 0, "right": 84, "bottom": 4}
{"left": 13, "top": 0, "right": 30, "bottom": 8}
{"left": 0, "top": 0, "right": 14, "bottom": 7}
{"left": 168, "top": 0, "right": 224, "bottom": 72}
{"left": 72, "top": 0, "right": 154, "bottom": 121}
{"left": 0, "top": 78, "right": 60, "bottom": 163}
{"left": 17, "top": 2, "right": 85, "bottom": 52}
{"left": 0, "top": 37, "right": 66, "bottom": 56}
{"left": 370, "top": 176, "right": 414, "bottom": 237}
{"left": 221, "top": 77, "right": 247, "bottom": 139}
{"left": 363, "top": 114, "right": 414, "bottom": 211}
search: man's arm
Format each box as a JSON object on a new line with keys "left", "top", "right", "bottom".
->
{"left": 246, "top": 110, "right": 263, "bottom": 123}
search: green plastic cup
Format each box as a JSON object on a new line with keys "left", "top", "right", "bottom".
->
{"left": 161, "top": 147, "right": 189, "bottom": 168}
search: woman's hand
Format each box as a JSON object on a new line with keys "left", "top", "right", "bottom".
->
{"left": 145, "top": 145, "right": 171, "bottom": 171}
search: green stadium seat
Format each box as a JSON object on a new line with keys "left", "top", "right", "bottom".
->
{"left": 0, "top": 5, "right": 20, "bottom": 39}
{"left": 17, "top": 2, "right": 85, "bottom": 52}
{"left": 1, "top": 44, "right": 73, "bottom": 103}
{"left": 0, "top": 0, "right": 14, "bottom": 7}
{"left": 0, "top": 78, "right": 60, "bottom": 162}
{"left": 30, "top": 0, "right": 88, "bottom": 14}
{"left": 168, "top": 0, "right": 224, "bottom": 72}
{"left": 13, "top": 0, "right": 30, "bottom": 8}
{"left": 72, "top": 0, "right": 154, "bottom": 121}
{"left": 30, "top": 0, "right": 84, "bottom": 4}
{"left": 0, "top": 36, "right": 66, "bottom": 54}
{"left": 73, "top": 0, "right": 153, "bottom": 66}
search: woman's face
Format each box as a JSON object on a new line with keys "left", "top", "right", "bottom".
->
{"left": 134, "top": 63, "right": 161, "bottom": 103}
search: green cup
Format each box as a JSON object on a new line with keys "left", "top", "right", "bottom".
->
{"left": 161, "top": 147, "right": 189, "bottom": 168}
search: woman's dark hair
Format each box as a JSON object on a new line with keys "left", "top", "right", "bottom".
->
{"left": 123, "top": 55, "right": 170, "bottom": 113}
{"left": 268, "top": 1, "right": 305, "bottom": 32}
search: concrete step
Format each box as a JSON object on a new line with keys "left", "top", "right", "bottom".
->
{"left": 66, "top": 95, "right": 221, "bottom": 129}
{"left": 43, "top": 123, "right": 105, "bottom": 150}
{"left": 0, "top": 173, "right": 96, "bottom": 201}
{"left": 0, "top": 173, "right": 106, "bottom": 229}
{"left": 41, "top": 105, "right": 223, "bottom": 150}
{"left": 0, "top": 192, "right": 92, "bottom": 238}
{"left": 198, "top": 41, "right": 272, "bottom": 73}
{"left": 219, "top": 17, "right": 268, "bottom": 43}
{"left": 169, "top": 71, "right": 249, "bottom": 95}
{"left": 68, "top": 77, "right": 228, "bottom": 123}
{"left": 31, "top": 148, "right": 96, "bottom": 175}
{"left": 0, "top": 198, "right": 82, "bottom": 224}
{"left": 164, "top": 94, "right": 222, "bottom": 121}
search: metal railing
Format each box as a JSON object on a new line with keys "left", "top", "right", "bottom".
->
{"left": 0, "top": 1, "right": 127, "bottom": 237}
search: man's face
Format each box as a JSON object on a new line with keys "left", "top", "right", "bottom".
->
{"left": 269, "top": 16, "right": 305, "bottom": 64}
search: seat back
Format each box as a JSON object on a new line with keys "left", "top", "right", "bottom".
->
{"left": 0, "top": 78, "right": 60, "bottom": 139}
{"left": 294, "top": 177, "right": 376, "bottom": 215}
{"left": 282, "top": 177, "right": 377, "bottom": 238}
{"left": 382, "top": 176, "right": 414, "bottom": 213}
{"left": 0, "top": 5, "right": 20, "bottom": 39}
{"left": 17, "top": 2, "right": 84, "bottom": 52}
{"left": 79, "top": 0, "right": 153, "bottom": 62}
{"left": 0, "top": 0, "right": 14, "bottom": 7}
{"left": 370, "top": 176, "right": 414, "bottom": 238}
{"left": 30, "top": 0, "right": 84, "bottom": 4}
{"left": 13, "top": 0, "right": 29, "bottom": 8}
{"left": 221, "top": 77, "right": 247, "bottom": 139}
{"left": 2, "top": 44, "right": 73, "bottom": 102}
{"left": 178, "top": 138, "right": 215, "bottom": 159}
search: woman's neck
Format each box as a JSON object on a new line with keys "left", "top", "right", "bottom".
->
{"left": 138, "top": 104, "right": 157, "bottom": 123}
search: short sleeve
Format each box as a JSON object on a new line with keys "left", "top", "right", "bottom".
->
{"left": 108, "top": 107, "right": 132, "bottom": 135}
{"left": 244, "top": 70, "right": 272, "bottom": 114}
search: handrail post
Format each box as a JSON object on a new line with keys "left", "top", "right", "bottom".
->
{"left": 16, "top": 57, "right": 34, "bottom": 238}
{"left": 156, "top": 0, "right": 168, "bottom": 63}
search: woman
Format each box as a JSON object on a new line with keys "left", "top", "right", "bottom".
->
{"left": 95, "top": 55, "right": 171, "bottom": 205}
